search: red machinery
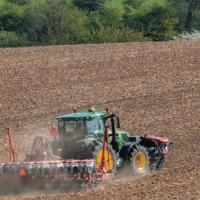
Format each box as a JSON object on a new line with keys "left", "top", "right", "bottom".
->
{"left": 0, "top": 128, "right": 110, "bottom": 189}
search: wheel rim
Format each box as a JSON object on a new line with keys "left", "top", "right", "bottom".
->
{"left": 96, "top": 149, "right": 113, "bottom": 171}
{"left": 134, "top": 151, "right": 147, "bottom": 171}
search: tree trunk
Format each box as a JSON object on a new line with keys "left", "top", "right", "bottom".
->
{"left": 185, "top": 2, "right": 193, "bottom": 33}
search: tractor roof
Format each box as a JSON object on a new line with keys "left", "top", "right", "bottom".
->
{"left": 56, "top": 109, "right": 107, "bottom": 120}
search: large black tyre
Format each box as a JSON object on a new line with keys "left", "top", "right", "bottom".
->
{"left": 130, "top": 145, "right": 150, "bottom": 175}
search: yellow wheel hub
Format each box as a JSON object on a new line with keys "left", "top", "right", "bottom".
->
{"left": 96, "top": 149, "right": 113, "bottom": 171}
{"left": 134, "top": 151, "right": 147, "bottom": 171}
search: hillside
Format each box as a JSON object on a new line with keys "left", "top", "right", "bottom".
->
{"left": 0, "top": 41, "right": 200, "bottom": 199}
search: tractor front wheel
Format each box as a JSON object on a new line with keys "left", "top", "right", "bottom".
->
{"left": 93, "top": 143, "right": 118, "bottom": 173}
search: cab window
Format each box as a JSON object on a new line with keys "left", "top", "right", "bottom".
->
{"left": 58, "top": 119, "right": 84, "bottom": 135}
{"left": 87, "top": 117, "right": 104, "bottom": 134}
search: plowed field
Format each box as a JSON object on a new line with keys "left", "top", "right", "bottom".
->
{"left": 0, "top": 41, "right": 199, "bottom": 200}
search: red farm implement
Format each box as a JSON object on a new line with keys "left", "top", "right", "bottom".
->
{"left": 0, "top": 109, "right": 172, "bottom": 193}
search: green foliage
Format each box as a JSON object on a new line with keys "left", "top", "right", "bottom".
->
{"left": 22, "top": 0, "right": 89, "bottom": 44}
{"left": 192, "top": 10, "right": 200, "bottom": 30}
{"left": 6, "top": 0, "right": 30, "bottom": 4}
{"left": 123, "top": 0, "right": 167, "bottom": 13}
{"left": 20, "top": 3, "right": 45, "bottom": 41}
{"left": 90, "top": 27, "right": 149, "bottom": 43}
{"left": 87, "top": 11, "right": 103, "bottom": 30}
{"left": 0, "top": 30, "right": 29, "bottom": 47}
{"left": 0, "top": 2, "right": 24, "bottom": 32}
{"left": 169, "top": 0, "right": 200, "bottom": 32}
{"left": 123, "top": 0, "right": 142, "bottom": 8}
{"left": 99, "top": 4, "right": 123, "bottom": 28}
{"left": 87, "top": 2, "right": 124, "bottom": 33}
{"left": 109, "top": 0, "right": 122, "bottom": 7}
{"left": 1, "top": 0, "right": 196, "bottom": 47}
{"left": 142, "top": 6, "right": 178, "bottom": 40}
{"left": 168, "top": 0, "right": 187, "bottom": 32}
{"left": 73, "top": 0, "right": 106, "bottom": 11}
{"left": 0, "top": 0, "right": 6, "bottom": 6}
{"left": 124, "top": 4, "right": 178, "bottom": 41}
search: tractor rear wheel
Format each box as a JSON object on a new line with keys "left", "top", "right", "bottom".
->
{"left": 130, "top": 146, "right": 149, "bottom": 175}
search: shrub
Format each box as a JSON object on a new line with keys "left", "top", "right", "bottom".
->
{"left": 22, "top": 0, "right": 89, "bottom": 44}
{"left": 99, "top": 4, "right": 123, "bottom": 28}
{"left": 0, "top": 2, "right": 24, "bottom": 32}
{"left": 6, "top": 0, "right": 30, "bottom": 5}
{"left": 90, "top": 27, "right": 149, "bottom": 43}
{"left": 142, "top": 6, "right": 178, "bottom": 41}
{"left": 123, "top": 5, "right": 178, "bottom": 41}
{"left": 0, "top": 31, "right": 29, "bottom": 47}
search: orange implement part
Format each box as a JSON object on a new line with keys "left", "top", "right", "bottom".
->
{"left": 7, "top": 128, "right": 18, "bottom": 162}
{"left": 19, "top": 168, "right": 27, "bottom": 177}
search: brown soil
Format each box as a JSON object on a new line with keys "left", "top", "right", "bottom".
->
{"left": 0, "top": 41, "right": 199, "bottom": 199}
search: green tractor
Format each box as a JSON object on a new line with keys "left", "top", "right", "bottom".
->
{"left": 0, "top": 108, "right": 171, "bottom": 191}
{"left": 49, "top": 108, "right": 171, "bottom": 174}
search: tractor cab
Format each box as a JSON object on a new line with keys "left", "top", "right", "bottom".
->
{"left": 54, "top": 108, "right": 124, "bottom": 167}
{"left": 55, "top": 108, "right": 123, "bottom": 152}
{"left": 56, "top": 108, "right": 107, "bottom": 138}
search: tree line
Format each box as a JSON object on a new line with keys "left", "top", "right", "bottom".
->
{"left": 0, "top": 0, "right": 200, "bottom": 47}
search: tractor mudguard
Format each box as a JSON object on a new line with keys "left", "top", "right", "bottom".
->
{"left": 119, "top": 143, "right": 141, "bottom": 161}
{"left": 140, "top": 135, "right": 170, "bottom": 155}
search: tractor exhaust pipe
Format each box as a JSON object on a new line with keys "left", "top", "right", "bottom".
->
{"left": 104, "top": 113, "right": 119, "bottom": 152}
